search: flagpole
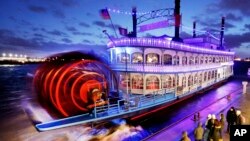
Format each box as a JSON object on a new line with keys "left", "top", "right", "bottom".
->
{"left": 106, "top": 8, "right": 118, "bottom": 38}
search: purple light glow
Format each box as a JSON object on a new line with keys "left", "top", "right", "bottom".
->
{"left": 107, "top": 38, "right": 235, "bottom": 56}
{"left": 110, "top": 62, "right": 233, "bottom": 73}
{"left": 139, "top": 20, "right": 171, "bottom": 32}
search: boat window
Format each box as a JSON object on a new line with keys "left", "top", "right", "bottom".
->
{"left": 208, "top": 71, "right": 211, "bottom": 80}
{"left": 209, "top": 57, "right": 212, "bottom": 63}
{"left": 182, "top": 76, "right": 186, "bottom": 87}
{"left": 132, "top": 52, "right": 143, "bottom": 64}
{"left": 163, "top": 54, "right": 172, "bottom": 65}
{"left": 215, "top": 57, "right": 219, "bottom": 63}
{"left": 132, "top": 75, "right": 143, "bottom": 89}
{"left": 120, "top": 73, "right": 130, "bottom": 89}
{"left": 173, "top": 77, "right": 176, "bottom": 87}
{"left": 195, "top": 56, "right": 199, "bottom": 64}
{"left": 146, "top": 53, "right": 159, "bottom": 64}
{"left": 205, "top": 57, "right": 208, "bottom": 63}
{"left": 117, "top": 53, "right": 130, "bottom": 63}
{"left": 214, "top": 70, "right": 217, "bottom": 79}
{"left": 176, "top": 75, "right": 179, "bottom": 87}
{"left": 182, "top": 56, "right": 187, "bottom": 65}
{"left": 204, "top": 72, "right": 207, "bottom": 81}
{"left": 199, "top": 73, "right": 202, "bottom": 84}
{"left": 211, "top": 71, "right": 215, "bottom": 79}
{"left": 200, "top": 56, "right": 204, "bottom": 64}
{"left": 188, "top": 75, "right": 193, "bottom": 86}
{"left": 146, "top": 76, "right": 159, "bottom": 90}
{"left": 213, "top": 57, "right": 216, "bottom": 63}
{"left": 173, "top": 55, "right": 180, "bottom": 65}
{"left": 194, "top": 74, "right": 198, "bottom": 84}
{"left": 162, "top": 75, "right": 172, "bottom": 89}
{"left": 189, "top": 56, "right": 194, "bottom": 65}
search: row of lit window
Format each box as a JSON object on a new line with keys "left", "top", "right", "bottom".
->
{"left": 116, "top": 52, "right": 233, "bottom": 65}
{"left": 120, "top": 67, "right": 233, "bottom": 90}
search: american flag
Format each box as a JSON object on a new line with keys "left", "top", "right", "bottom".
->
{"left": 100, "top": 9, "right": 110, "bottom": 20}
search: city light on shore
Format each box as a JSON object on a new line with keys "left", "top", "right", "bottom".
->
{"left": 0, "top": 52, "right": 46, "bottom": 63}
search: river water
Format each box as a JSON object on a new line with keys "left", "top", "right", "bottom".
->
{"left": 0, "top": 61, "right": 250, "bottom": 141}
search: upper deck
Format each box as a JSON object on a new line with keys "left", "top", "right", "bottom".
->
{"left": 107, "top": 37, "right": 234, "bottom": 56}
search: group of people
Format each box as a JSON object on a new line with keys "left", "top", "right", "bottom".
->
{"left": 180, "top": 107, "right": 245, "bottom": 141}
{"left": 226, "top": 106, "right": 245, "bottom": 132}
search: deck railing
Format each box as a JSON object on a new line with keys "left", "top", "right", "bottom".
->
{"left": 93, "top": 88, "right": 175, "bottom": 118}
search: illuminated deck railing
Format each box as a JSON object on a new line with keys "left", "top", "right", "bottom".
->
{"left": 110, "top": 61, "right": 234, "bottom": 73}
{"left": 107, "top": 38, "right": 235, "bottom": 56}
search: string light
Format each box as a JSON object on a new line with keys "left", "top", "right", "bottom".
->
{"left": 107, "top": 38, "right": 234, "bottom": 56}
{"left": 107, "top": 8, "right": 151, "bottom": 16}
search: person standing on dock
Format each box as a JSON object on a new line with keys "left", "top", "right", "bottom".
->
{"left": 235, "top": 110, "right": 245, "bottom": 125}
{"left": 219, "top": 113, "right": 225, "bottom": 132}
{"left": 204, "top": 114, "right": 212, "bottom": 141}
{"left": 194, "top": 122, "right": 204, "bottom": 141}
{"left": 226, "top": 107, "right": 236, "bottom": 133}
{"left": 180, "top": 131, "right": 191, "bottom": 141}
{"left": 210, "top": 119, "right": 222, "bottom": 141}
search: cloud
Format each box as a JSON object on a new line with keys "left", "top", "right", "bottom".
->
{"left": 0, "top": 29, "right": 14, "bottom": 37}
{"left": 72, "top": 31, "right": 92, "bottom": 36}
{"left": 62, "top": 38, "right": 72, "bottom": 43}
{"left": 244, "top": 24, "right": 250, "bottom": 31}
{"left": 93, "top": 21, "right": 106, "bottom": 27}
{"left": 180, "top": 31, "right": 192, "bottom": 38}
{"left": 217, "top": 0, "right": 250, "bottom": 16}
{"left": 225, "top": 32, "right": 250, "bottom": 48}
{"left": 0, "top": 28, "right": 107, "bottom": 57}
{"left": 195, "top": 17, "right": 235, "bottom": 32}
{"left": 28, "top": 5, "right": 47, "bottom": 13}
{"left": 66, "top": 26, "right": 77, "bottom": 32}
{"left": 20, "top": 20, "right": 32, "bottom": 26}
{"left": 82, "top": 39, "right": 93, "bottom": 44}
{"left": 52, "top": 9, "right": 65, "bottom": 19}
{"left": 47, "top": 30, "right": 67, "bottom": 36}
{"left": 225, "top": 13, "right": 242, "bottom": 22}
{"left": 79, "top": 22, "right": 90, "bottom": 28}
{"left": 93, "top": 21, "right": 121, "bottom": 30}
{"left": 33, "top": 33, "right": 47, "bottom": 38}
{"left": 0, "top": 29, "right": 40, "bottom": 48}
{"left": 61, "top": 0, "right": 78, "bottom": 7}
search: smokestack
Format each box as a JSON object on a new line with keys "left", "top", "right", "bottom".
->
{"left": 193, "top": 21, "right": 196, "bottom": 38}
{"left": 220, "top": 17, "right": 225, "bottom": 50}
{"left": 172, "top": 0, "right": 183, "bottom": 42}
{"left": 132, "top": 7, "right": 137, "bottom": 37}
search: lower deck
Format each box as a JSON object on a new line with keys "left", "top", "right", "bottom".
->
{"left": 35, "top": 76, "right": 230, "bottom": 131}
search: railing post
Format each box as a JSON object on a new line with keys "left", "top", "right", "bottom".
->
{"left": 153, "top": 93, "right": 155, "bottom": 103}
{"left": 94, "top": 102, "right": 97, "bottom": 118}
{"left": 107, "top": 99, "right": 110, "bottom": 112}
{"left": 118, "top": 100, "right": 120, "bottom": 113}
{"left": 242, "top": 81, "right": 248, "bottom": 94}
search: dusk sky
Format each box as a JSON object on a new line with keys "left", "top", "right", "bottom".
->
{"left": 1, "top": 0, "right": 250, "bottom": 58}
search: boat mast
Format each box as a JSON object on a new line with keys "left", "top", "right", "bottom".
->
{"left": 219, "top": 17, "right": 225, "bottom": 50}
{"left": 172, "top": 0, "right": 182, "bottom": 42}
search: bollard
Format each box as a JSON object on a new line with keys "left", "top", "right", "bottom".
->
{"left": 197, "top": 112, "right": 200, "bottom": 119}
{"left": 242, "top": 81, "right": 248, "bottom": 94}
{"left": 194, "top": 113, "right": 197, "bottom": 121}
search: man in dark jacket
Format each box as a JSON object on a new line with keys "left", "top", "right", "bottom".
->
{"left": 226, "top": 107, "right": 236, "bottom": 133}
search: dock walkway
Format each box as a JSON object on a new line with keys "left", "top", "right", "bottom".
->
{"left": 145, "top": 84, "right": 250, "bottom": 141}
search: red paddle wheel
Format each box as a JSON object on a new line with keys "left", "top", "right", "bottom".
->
{"left": 34, "top": 57, "right": 115, "bottom": 117}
